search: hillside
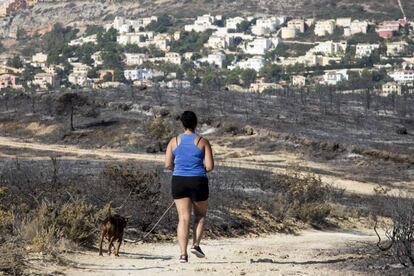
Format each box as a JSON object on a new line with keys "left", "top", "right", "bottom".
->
{"left": 0, "top": 0, "right": 411, "bottom": 38}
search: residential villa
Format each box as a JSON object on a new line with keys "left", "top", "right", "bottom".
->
{"left": 382, "top": 82, "right": 403, "bottom": 95}
{"left": 389, "top": 70, "right": 414, "bottom": 83}
{"left": 31, "top": 52, "right": 48, "bottom": 68}
{"left": 322, "top": 69, "right": 349, "bottom": 85}
{"left": 386, "top": 41, "right": 407, "bottom": 57}
{"left": 287, "top": 19, "right": 305, "bottom": 33}
{"left": 124, "top": 53, "right": 148, "bottom": 66}
{"left": 355, "top": 43, "right": 380, "bottom": 58}
{"left": 314, "top": 20, "right": 335, "bottom": 36}
{"left": 0, "top": 74, "right": 19, "bottom": 90}
{"left": 291, "top": 75, "right": 307, "bottom": 87}
{"left": 32, "top": 72, "right": 59, "bottom": 89}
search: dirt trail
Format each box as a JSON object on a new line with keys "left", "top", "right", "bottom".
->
{"left": 0, "top": 136, "right": 382, "bottom": 195}
{"left": 27, "top": 230, "right": 378, "bottom": 275}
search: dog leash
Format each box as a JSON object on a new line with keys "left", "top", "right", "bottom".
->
{"left": 126, "top": 201, "right": 175, "bottom": 244}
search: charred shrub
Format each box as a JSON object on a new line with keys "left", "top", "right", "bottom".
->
{"left": 272, "top": 172, "right": 333, "bottom": 226}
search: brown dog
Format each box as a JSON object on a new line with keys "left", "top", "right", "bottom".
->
{"left": 99, "top": 214, "right": 128, "bottom": 257}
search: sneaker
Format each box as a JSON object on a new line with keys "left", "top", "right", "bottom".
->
{"left": 179, "top": 255, "right": 188, "bottom": 263}
{"left": 190, "top": 245, "right": 205, "bottom": 258}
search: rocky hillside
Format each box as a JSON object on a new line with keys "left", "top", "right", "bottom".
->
{"left": 0, "top": 0, "right": 410, "bottom": 38}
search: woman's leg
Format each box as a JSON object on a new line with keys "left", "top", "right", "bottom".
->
{"left": 192, "top": 200, "right": 208, "bottom": 246}
{"left": 175, "top": 197, "right": 192, "bottom": 256}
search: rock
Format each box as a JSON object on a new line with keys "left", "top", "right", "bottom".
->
{"left": 244, "top": 125, "right": 257, "bottom": 136}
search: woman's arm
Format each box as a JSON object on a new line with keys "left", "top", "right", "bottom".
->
{"left": 165, "top": 138, "right": 175, "bottom": 171}
{"left": 204, "top": 139, "right": 214, "bottom": 172}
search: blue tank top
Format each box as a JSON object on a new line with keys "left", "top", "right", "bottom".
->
{"left": 172, "top": 133, "right": 206, "bottom": 177}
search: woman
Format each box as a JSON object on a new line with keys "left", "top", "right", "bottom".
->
{"left": 165, "top": 111, "right": 214, "bottom": 263}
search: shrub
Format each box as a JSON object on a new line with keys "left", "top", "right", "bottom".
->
{"left": 22, "top": 199, "right": 101, "bottom": 253}
{"left": 374, "top": 187, "right": 414, "bottom": 267}
{"left": 272, "top": 172, "right": 333, "bottom": 226}
{"left": 143, "top": 117, "right": 173, "bottom": 152}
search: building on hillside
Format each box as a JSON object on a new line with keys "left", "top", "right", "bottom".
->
{"left": 0, "top": 74, "right": 19, "bottom": 90}
{"left": 0, "top": 65, "right": 23, "bottom": 75}
{"left": 355, "top": 43, "right": 380, "bottom": 58}
{"left": 349, "top": 20, "right": 369, "bottom": 35}
{"left": 244, "top": 38, "right": 273, "bottom": 55}
{"left": 167, "top": 79, "right": 191, "bottom": 89}
{"left": 314, "top": 20, "right": 335, "bottom": 36}
{"left": 287, "top": 19, "right": 305, "bottom": 33}
{"left": 281, "top": 27, "right": 297, "bottom": 39}
{"left": 336, "top": 18, "right": 352, "bottom": 27}
{"left": 321, "top": 69, "right": 348, "bottom": 85}
{"left": 164, "top": 52, "right": 182, "bottom": 65}
{"left": 386, "top": 41, "right": 407, "bottom": 56}
{"left": 68, "top": 73, "right": 90, "bottom": 87}
{"left": 229, "top": 56, "right": 264, "bottom": 72}
{"left": 124, "top": 53, "right": 148, "bottom": 66}
{"left": 381, "top": 82, "right": 403, "bottom": 95}
{"left": 291, "top": 75, "right": 307, "bottom": 87}
{"left": 117, "top": 32, "right": 150, "bottom": 45}
{"left": 251, "top": 16, "right": 285, "bottom": 35}
{"left": 199, "top": 52, "right": 226, "bottom": 68}
{"left": 389, "top": 70, "right": 414, "bottom": 83}
{"left": 207, "top": 35, "right": 234, "bottom": 49}
{"left": 310, "top": 41, "right": 347, "bottom": 56}
{"left": 91, "top": 51, "right": 103, "bottom": 67}
{"left": 376, "top": 21, "right": 402, "bottom": 39}
{"left": 68, "top": 63, "right": 91, "bottom": 87}
{"left": 226, "top": 17, "right": 245, "bottom": 30}
{"left": 31, "top": 52, "right": 48, "bottom": 68}
{"left": 184, "top": 14, "right": 220, "bottom": 32}
{"left": 32, "top": 72, "right": 59, "bottom": 89}
{"left": 250, "top": 82, "right": 282, "bottom": 93}
{"left": 69, "top": 34, "right": 97, "bottom": 46}
{"left": 124, "top": 68, "right": 163, "bottom": 81}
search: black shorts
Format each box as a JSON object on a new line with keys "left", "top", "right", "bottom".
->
{"left": 171, "top": 176, "right": 209, "bottom": 202}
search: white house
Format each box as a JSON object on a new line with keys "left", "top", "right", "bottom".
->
{"left": 207, "top": 35, "right": 234, "bottom": 49}
{"left": 310, "top": 41, "right": 347, "bottom": 56}
{"left": 355, "top": 44, "right": 380, "bottom": 58}
{"left": 91, "top": 52, "right": 103, "bottom": 67}
{"left": 69, "top": 34, "right": 97, "bottom": 46}
{"left": 167, "top": 80, "right": 191, "bottom": 89}
{"left": 124, "top": 53, "right": 148, "bottom": 66}
{"left": 124, "top": 68, "right": 164, "bottom": 81}
{"left": 184, "top": 14, "right": 220, "bottom": 32}
{"left": 165, "top": 52, "right": 182, "bottom": 65}
{"left": 251, "top": 17, "right": 285, "bottom": 36}
{"left": 389, "top": 70, "right": 414, "bottom": 83}
{"left": 31, "top": 53, "right": 48, "bottom": 68}
{"left": 32, "top": 72, "right": 59, "bottom": 89}
{"left": 344, "top": 20, "right": 369, "bottom": 36}
{"left": 229, "top": 56, "right": 264, "bottom": 72}
{"left": 68, "top": 73, "right": 90, "bottom": 87}
{"left": 244, "top": 38, "right": 273, "bottom": 55}
{"left": 226, "top": 17, "right": 246, "bottom": 30}
{"left": 336, "top": 18, "right": 352, "bottom": 27}
{"left": 314, "top": 20, "right": 335, "bottom": 36}
{"left": 322, "top": 69, "right": 349, "bottom": 85}
{"left": 199, "top": 52, "right": 226, "bottom": 68}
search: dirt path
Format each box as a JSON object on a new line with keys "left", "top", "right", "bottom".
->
{"left": 0, "top": 136, "right": 383, "bottom": 195}
{"left": 27, "top": 230, "right": 378, "bottom": 275}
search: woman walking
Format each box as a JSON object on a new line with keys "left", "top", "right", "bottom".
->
{"left": 165, "top": 111, "right": 214, "bottom": 263}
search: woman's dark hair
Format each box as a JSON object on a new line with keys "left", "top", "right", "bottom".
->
{"left": 180, "top": 111, "right": 197, "bottom": 131}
